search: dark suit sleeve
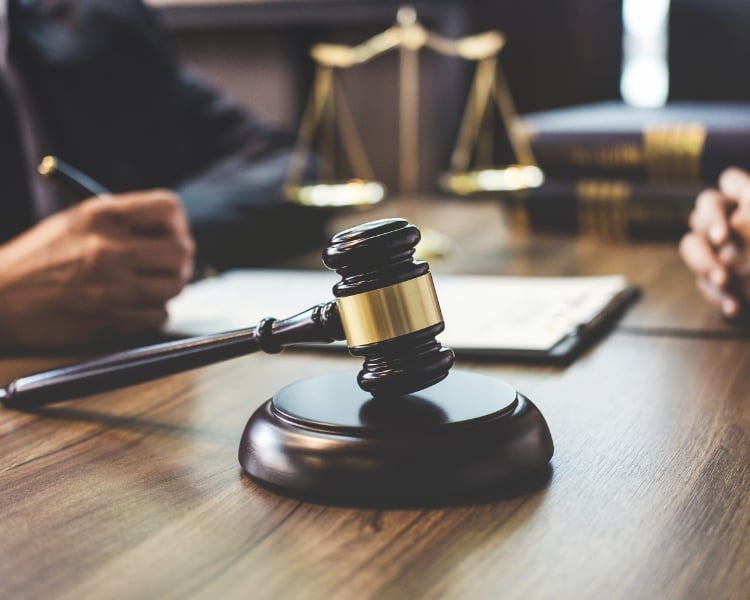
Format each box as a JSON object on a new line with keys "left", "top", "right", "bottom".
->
{"left": 169, "top": 71, "right": 327, "bottom": 271}
{"left": 128, "top": 0, "right": 329, "bottom": 270}
{"left": 111, "top": 0, "right": 330, "bottom": 269}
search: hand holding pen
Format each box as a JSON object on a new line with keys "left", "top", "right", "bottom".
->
{"left": 0, "top": 156, "right": 195, "bottom": 349}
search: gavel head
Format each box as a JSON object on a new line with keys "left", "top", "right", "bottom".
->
{"left": 323, "top": 218, "right": 455, "bottom": 397}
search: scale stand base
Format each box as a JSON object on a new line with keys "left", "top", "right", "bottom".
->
{"left": 239, "top": 370, "right": 553, "bottom": 506}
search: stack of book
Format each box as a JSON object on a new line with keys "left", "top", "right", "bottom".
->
{"left": 515, "top": 101, "right": 750, "bottom": 239}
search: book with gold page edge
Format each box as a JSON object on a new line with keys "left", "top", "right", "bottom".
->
{"left": 166, "top": 269, "right": 639, "bottom": 364}
{"left": 518, "top": 177, "right": 703, "bottom": 240}
{"left": 519, "top": 100, "right": 750, "bottom": 182}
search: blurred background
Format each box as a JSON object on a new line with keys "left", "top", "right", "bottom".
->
{"left": 148, "top": 0, "right": 624, "bottom": 187}
{"left": 145, "top": 0, "right": 750, "bottom": 236}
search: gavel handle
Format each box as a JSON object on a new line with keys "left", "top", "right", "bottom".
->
{"left": 0, "top": 301, "right": 344, "bottom": 409}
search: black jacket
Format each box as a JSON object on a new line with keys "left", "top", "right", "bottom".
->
{"left": 6, "top": 0, "right": 325, "bottom": 268}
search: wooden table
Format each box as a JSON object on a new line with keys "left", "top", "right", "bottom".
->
{"left": 2, "top": 198, "right": 749, "bottom": 599}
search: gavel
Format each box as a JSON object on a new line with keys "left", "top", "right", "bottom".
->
{"left": 0, "top": 217, "right": 554, "bottom": 503}
{"left": 0, "top": 218, "right": 455, "bottom": 408}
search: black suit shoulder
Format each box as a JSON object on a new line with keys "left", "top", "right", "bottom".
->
{"left": 9, "top": 0, "right": 214, "bottom": 190}
{"left": 9, "top": 0, "right": 173, "bottom": 68}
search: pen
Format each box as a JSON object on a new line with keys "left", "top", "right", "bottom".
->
{"left": 37, "top": 155, "right": 111, "bottom": 199}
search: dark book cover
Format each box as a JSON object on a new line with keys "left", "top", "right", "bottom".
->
{"left": 514, "top": 177, "right": 703, "bottom": 240}
{"left": 519, "top": 101, "right": 750, "bottom": 182}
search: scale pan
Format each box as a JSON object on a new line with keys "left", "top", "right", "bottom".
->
{"left": 285, "top": 179, "right": 387, "bottom": 208}
{"left": 440, "top": 165, "right": 544, "bottom": 195}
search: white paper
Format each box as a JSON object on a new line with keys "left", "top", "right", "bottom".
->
{"left": 166, "top": 270, "right": 629, "bottom": 353}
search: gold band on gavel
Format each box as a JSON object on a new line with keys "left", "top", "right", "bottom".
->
{"left": 336, "top": 273, "right": 444, "bottom": 346}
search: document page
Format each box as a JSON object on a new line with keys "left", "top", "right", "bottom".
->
{"left": 166, "top": 270, "right": 632, "bottom": 355}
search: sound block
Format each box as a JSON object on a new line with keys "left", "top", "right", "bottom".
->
{"left": 239, "top": 370, "right": 553, "bottom": 505}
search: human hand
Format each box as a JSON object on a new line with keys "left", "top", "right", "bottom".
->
{"left": 0, "top": 190, "right": 195, "bottom": 349}
{"left": 679, "top": 167, "right": 750, "bottom": 319}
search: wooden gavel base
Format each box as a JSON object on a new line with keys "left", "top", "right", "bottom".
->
{"left": 239, "top": 370, "right": 554, "bottom": 505}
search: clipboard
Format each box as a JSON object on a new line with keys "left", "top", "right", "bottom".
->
{"left": 166, "top": 269, "right": 639, "bottom": 364}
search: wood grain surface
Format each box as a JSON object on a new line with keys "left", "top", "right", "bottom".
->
{"left": 2, "top": 198, "right": 749, "bottom": 599}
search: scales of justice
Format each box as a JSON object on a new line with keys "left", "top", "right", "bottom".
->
{"left": 284, "top": 6, "right": 545, "bottom": 230}
{"left": 0, "top": 10, "right": 553, "bottom": 505}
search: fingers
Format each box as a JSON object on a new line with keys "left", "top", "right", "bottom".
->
{"left": 79, "top": 241, "right": 192, "bottom": 310}
{"left": 718, "top": 166, "right": 750, "bottom": 248}
{"left": 679, "top": 232, "right": 727, "bottom": 281}
{"left": 680, "top": 169, "right": 750, "bottom": 319}
{"left": 79, "top": 189, "right": 193, "bottom": 240}
{"left": 127, "top": 237, "right": 195, "bottom": 282}
{"left": 74, "top": 190, "right": 195, "bottom": 281}
{"left": 108, "top": 191, "right": 195, "bottom": 279}
{"left": 729, "top": 199, "right": 750, "bottom": 243}
{"left": 81, "top": 232, "right": 192, "bottom": 279}
{"left": 721, "top": 169, "right": 750, "bottom": 278}
{"left": 115, "top": 190, "right": 193, "bottom": 241}
{"left": 70, "top": 193, "right": 195, "bottom": 312}
{"left": 696, "top": 277, "right": 742, "bottom": 319}
{"left": 679, "top": 232, "right": 744, "bottom": 318}
{"left": 72, "top": 271, "right": 183, "bottom": 324}
{"left": 718, "top": 167, "right": 750, "bottom": 205}
{"left": 716, "top": 240, "right": 746, "bottom": 271}
{"left": 689, "top": 188, "right": 735, "bottom": 246}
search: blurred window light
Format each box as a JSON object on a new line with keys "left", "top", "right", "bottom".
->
{"left": 621, "top": 0, "right": 670, "bottom": 107}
